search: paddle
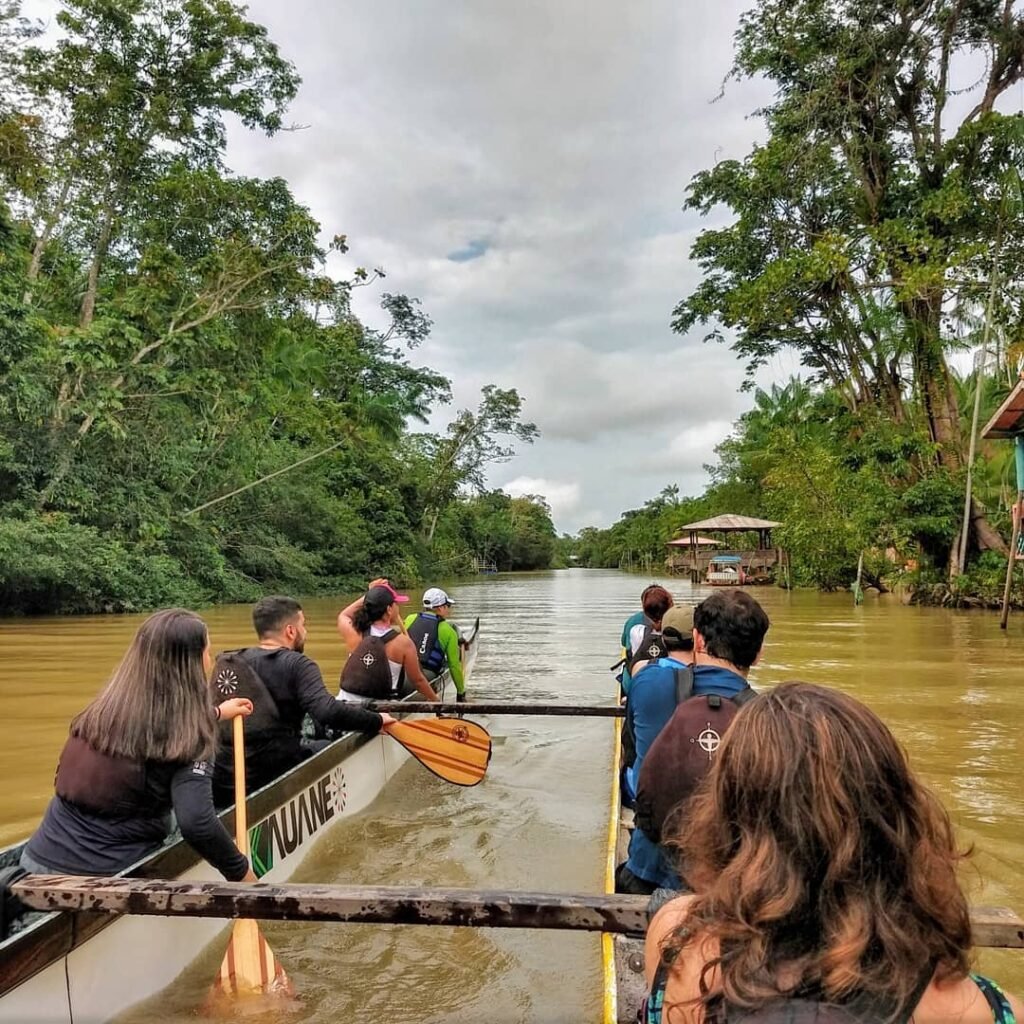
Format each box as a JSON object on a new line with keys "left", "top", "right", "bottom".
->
{"left": 205, "top": 717, "right": 295, "bottom": 1008}
{"left": 384, "top": 716, "right": 492, "bottom": 786}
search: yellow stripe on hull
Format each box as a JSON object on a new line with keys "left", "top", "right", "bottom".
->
{"left": 602, "top": 716, "right": 623, "bottom": 1024}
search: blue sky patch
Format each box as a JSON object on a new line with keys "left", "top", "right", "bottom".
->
{"left": 447, "top": 239, "right": 490, "bottom": 262}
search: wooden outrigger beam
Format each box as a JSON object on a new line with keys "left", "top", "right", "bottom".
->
{"left": 9, "top": 877, "right": 1024, "bottom": 948}
{"left": 369, "top": 701, "right": 625, "bottom": 717}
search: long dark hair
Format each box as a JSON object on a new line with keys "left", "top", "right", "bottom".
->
{"left": 70, "top": 609, "right": 217, "bottom": 763}
{"left": 665, "top": 683, "right": 971, "bottom": 1019}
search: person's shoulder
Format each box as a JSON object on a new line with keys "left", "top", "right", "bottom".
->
{"left": 633, "top": 659, "right": 677, "bottom": 689}
{"left": 915, "top": 973, "right": 1024, "bottom": 1023}
{"left": 693, "top": 664, "right": 745, "bottom": 690}
{"left": 271, "top": 648, "right": 321, "bottom": 675}
{"left": 649, "top": 894, "right": 697, "bottom": 940}
{"left": 644, "top": 895, "right": 699, "bottom": 987}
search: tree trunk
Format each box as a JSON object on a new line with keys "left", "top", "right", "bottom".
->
{"left": 426, "top": 508, "right": 440, "bottom": 542}
{"left": 79, "top": 197, "right": 115, "bottom": 328}
{"left": 971, "top": 495, "right": 1009, "bottom": 556}
{"left": 901, "top": 294, "right": 1004, "bottom": 575}
{"left": 24, "top": 177, "right": 73, "bottom": 301}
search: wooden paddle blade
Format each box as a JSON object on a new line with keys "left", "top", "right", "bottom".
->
{"left": 205, "top": 919, "right": 295, "bottom": 1010}
{"left": 387, "top": 717, "right": 492, "bottom": 786}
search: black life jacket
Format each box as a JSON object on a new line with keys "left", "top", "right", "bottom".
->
{"left": 628, "top": 626, "right": 669, "bottom": 672}
{"left": 407, "top": 613, "right": 445, "bottom": 672}
{"left": 634, "top": 666, "right": 756, "bottom": 844}
{"left": 55, "top": 736, "right": 157, "bottom": 818}
{"left": 210, "top": 649, "right": 288, "bottom": 742}
{"left": 340, "top": 629, "right": 399, "bottom": 698}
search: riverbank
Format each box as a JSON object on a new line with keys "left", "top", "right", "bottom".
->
{"left": 902, "top": 553, "right": 1024, "bottom": 611}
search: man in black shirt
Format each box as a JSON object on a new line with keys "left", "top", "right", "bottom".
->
{"left": 213, "top": 596, "right": 395, "bottom": 804}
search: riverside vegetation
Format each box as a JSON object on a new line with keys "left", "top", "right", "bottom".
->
{"left": 0, "top": 0, "right": 556, "bottom": 614}
{"left": 4, "top": 0, "right": 1024, "bottom": 614}
{"left": 572, "top": 0, "right": 1024, "bottom": 607}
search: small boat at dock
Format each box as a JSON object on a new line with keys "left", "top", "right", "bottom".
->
{"left": 0, "top": 619, "right": 479, "bottom": 1024}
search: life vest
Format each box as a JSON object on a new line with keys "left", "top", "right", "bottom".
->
{"left": 210, "top": 649, "right": 290, "bottom": 747}
{"left": 628, "top": 626, "right": 669, "bottom": 672}
{"left": 55, "top": 736, "right": 154, "bottom": 818}
{"left": 340, "top": 629, "right": 399, "bottom": 698}
{"left": 407, "top": 613, "right": 445, "bottom": 672}
{"left": 634, "top": 667, "right": 756, "bottom": 844}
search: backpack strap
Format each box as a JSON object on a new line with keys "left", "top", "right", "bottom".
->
{"left": 375, "top": 629, "right": 398, "bottom": 644}
{"left": 733, "top": 685, "right": 756, "bottom": 706}
{"left": 673, "top": 664, "right": 695, "bottom": 704}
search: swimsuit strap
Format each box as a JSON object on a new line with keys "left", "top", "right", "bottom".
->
{"left": 971, "top": 974, "right": 1018, "bottom": 1024}
{"left": 644, "top": 958, "right": 671, "bottom": 1024}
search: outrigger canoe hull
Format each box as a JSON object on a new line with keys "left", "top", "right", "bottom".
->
{"left": 0, "top": 620, "right": 479, "bottom": 1024}
{"left": 603, "top": 717, "right": 648, "bottom": 1023}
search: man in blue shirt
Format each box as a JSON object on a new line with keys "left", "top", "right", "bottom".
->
{"left": 616, "top": 590, "right": 770, "bottom": 895}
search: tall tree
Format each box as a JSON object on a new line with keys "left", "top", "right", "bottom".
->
{"left": 420, "top": 386, "right": 539, "bottom": 541}
{"left": 675, "top": 0, "right": 1024, "bottom": 565}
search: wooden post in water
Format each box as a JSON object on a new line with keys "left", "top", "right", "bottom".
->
{"left": 1001, "top": 488, "right": 1023, "bottom": 630}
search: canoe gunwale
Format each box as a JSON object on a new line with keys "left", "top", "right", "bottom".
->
{"left": 0, "top": 619, "right": 481, "bottom": 1001}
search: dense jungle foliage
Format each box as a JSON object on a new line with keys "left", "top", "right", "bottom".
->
{"left": 0, "top": 0, "right": 555, "bottom": 614}
{"left": 573, "top": 0, "right": 1024, "bottom": 605}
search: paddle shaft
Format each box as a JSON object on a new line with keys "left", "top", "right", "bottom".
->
{"left": 232, "top": 715, "right": 248, "bottom": 854}
{"left": 369, "top": 701, "right": 624, "bottom": 717}
{"left": 11, "top": 877, "right": 1024, "bottom": 948}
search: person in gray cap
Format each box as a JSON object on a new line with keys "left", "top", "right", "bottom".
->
{"left": 404, "top": 587, "right": 468, "bottom": 702}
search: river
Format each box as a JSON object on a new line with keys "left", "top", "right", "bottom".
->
{"left": 1, "top": 569, "right": 1021, "bottom": 1021}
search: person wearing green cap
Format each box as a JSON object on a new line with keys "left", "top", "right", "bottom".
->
{"left": 404, "top": 587, "right": 467, "bottom": 702}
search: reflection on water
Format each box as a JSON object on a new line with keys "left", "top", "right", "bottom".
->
{"left": 1, "top": 570, "right": 1022, "bottom": 1019}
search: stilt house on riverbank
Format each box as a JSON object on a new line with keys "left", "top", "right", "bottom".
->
{"left": 665, "top": 514, "right": 787, "bottom": 585}
{"left": 980, "top": 375, "right": 1024, "bottom": 628}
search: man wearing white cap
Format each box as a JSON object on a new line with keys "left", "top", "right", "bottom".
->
{"left": 404, "top": 587, "right": 467, "bottom": 702}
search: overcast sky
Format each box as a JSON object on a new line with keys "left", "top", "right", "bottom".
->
{"left": 31, "top": 0, "right": 794, "bottom": 531}
{"left": 218, "top": 0, "right": 797, "bottom": 533}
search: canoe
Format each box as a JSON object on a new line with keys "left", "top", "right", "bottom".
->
{"left": 603, "top": 716, "right": 647, "bottom": 1023}
{"left": 0, "top": 619, "right": 480, "bottom": 1024}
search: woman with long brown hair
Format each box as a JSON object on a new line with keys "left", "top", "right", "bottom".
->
{"left": 22, "top": 609, "right": 256, "bottom": 881}
{"left": 644, "top": 683, "right": 1022, "bottom": 1023}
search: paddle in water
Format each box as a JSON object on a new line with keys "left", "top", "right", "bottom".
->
{"left": 204, "top": 716, "right": 295, "bottom": 1011}
{"left": 385, "top": 716, "right": 492, "bottom": 786}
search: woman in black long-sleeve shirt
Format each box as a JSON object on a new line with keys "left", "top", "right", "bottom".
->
{"left": 23, "top": 609, "right": 255, "bottom": 882}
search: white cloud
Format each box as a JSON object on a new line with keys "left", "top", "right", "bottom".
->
{"left": 501, "top": 476, "right": 582, "bottom": 522}
{"left": 26, "top": 0, "right": 783, "bottom": 531}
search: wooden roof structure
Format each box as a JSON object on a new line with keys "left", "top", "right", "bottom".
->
{"left": 677, "top": 514, "right": 782, "bottom": 532}
{"left": 666, "top": 536, "right": 722, "bottom": 547}
{"left": 981, "top": 378, "right": 1024, "bottom": 439}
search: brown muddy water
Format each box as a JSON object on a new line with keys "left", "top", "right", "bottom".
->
{"left": 0, "top": 569, "right": 1021, "bottom": 1021}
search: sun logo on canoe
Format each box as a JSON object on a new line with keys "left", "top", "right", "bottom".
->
{"left": 361, "top": 653, "right": 376, "bottom": 667}
{"left": 451, "top": 724, "right": 469, "bottom": 743}
{"left": 327, "top": 767, "right": 347, "bottom": 815}
{"left": 215, "top": 669, "right": 238, "bottom": 696}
